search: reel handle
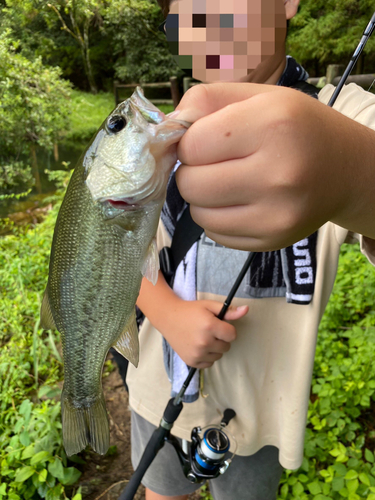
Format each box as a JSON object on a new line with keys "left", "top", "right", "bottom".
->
{"left": 221, "top": 409, "right": 236, "bottom": 427}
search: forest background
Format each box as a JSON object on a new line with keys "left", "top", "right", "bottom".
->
{"left": 1, "top": 0, "right": 375, "bottom": 197}
{"left": 1, "top": 1, "right": 375, "bottom": 500}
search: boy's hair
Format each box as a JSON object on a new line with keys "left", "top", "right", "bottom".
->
{"left": 156, "top": 0, "right": 170, "bottom": 18}
{"left": 157, "top": 1, "right": 291, "bottom": 25}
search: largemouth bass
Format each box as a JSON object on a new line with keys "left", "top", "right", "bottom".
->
{"left": 40, "top": 87, "right": 189, "bottom": 456}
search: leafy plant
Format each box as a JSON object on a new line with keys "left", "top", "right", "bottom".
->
{"left": 103, "top": 0, "right": 183, "bottom": 84}
{"left": 0, "top": 30, "right": 71, "bottom": 194}
{"left": 288, "top": 0, "right": 375, "bottom": 75}
{"left": 0, "top": 184, "right": 83, "bottom": 499}
{"left": 278, "top": 243, "right": 375, "bottom": 500}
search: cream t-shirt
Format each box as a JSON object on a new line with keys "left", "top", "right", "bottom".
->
{"left": 127, "top": 83, "right": 375, "bottom": 470}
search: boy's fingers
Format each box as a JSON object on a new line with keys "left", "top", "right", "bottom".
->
{"left": 210, "top": 339, "right": 232, "bottom": 354}
{"left": 177, "top": 88, "right": 317, "bottom": 171}
{"left": 213, "top": 322, "right": 237, "bottom": 343}
{"left": 177, "top": 105, "right": 262, "bottom": 167}
{"left": 204, "top": 301, "right": 248, "bottom": 320}
{"left": 223, "top": 305, "right": 249, "bottom": 321}
{"left": 176, "top": 82, "right": 282, "bottom": 124}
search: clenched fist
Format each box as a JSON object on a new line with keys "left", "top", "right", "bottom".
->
{"left": 173, "top": 82, "right": 375, "bottom": 251}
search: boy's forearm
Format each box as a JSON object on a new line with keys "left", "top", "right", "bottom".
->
{"left": 330, "top": 122, "right": 375, "bottom": 240}
{"left": 136, "top": 272, "right": 180, "bottom": 330}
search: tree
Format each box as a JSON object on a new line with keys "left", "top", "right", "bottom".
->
{"left": 0, "top": 31, "right": 72, "bottom": 194}
{"left": 46, "top": 0, "right": 107, "bottom": 93}
{"left": 287, "top": 0, "right": 375, "bottom": 76}
{"left": 103, "top": 0, "right": 183, "bottom": 84}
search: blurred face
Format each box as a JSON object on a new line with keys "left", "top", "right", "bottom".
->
{"left": 165, "top": 0, "right": 290, "bottom": 83}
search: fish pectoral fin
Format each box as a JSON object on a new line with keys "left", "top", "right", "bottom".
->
{"left": 61, "top": 389, "right": 109, "bottom": 457}
{"left": 141, "top": 237, "right": 159, "bottom": 286}
{"left": 113, "top": 310, "right": 139, "bottom": 368}
{"left": 40, "top": 289, "right": 57, "bottom": 330}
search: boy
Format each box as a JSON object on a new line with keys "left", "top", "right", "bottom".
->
{"left": 126, "top": 1, "right": 375, "bottom": 499}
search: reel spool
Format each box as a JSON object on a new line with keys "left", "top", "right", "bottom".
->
{"left": 166, "top": 408, "right": 237, "bottom": 483}
{"left": 186, "top": 421, "right": 237, "bottom": 482}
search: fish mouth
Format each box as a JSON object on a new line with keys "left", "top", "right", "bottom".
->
{"left": 107, "top": 199, "right": 140, "bottom": 211}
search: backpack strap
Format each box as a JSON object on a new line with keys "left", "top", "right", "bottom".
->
{"left": 291, "top": 80, "right": 319, "bottom": 99}
{"left": 159, "top": 206, "right": 203, "bottom": 286}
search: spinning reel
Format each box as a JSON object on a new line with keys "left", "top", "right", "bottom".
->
{"left": 166, "top": 409, "right": 237, "bottom": 483}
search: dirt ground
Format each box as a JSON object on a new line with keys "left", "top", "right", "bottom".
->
{"left": 75, "top": 357, "right": 201, "bottom": 500}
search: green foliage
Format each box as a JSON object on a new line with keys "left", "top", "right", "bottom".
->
{"left": 0, "top": 163, "right": 33, "bottom": 194}
{"left": 66, "top": 89, "right": 115, "bottom": 142}
{"left": 0, "top": 179, "right": 83, "bottom": 499}
{"left": 0, "top": 0, "right": 180, "bottom": 91}
{"left": 46, "top": 0, "right": 107, "bottom": 94}
{"left": 2, "top": 180, "right": 375, "bottom": 499}
{"left": 199, "top": 484, "right": 213, "bottom": 499}
{"left": 0, "top": 0, "right": 56, "bottom": 62}
{"left": 0, "top": 31, "right": 71, "bottom": 149}
{"left": 0, "top": 190, "right": 32, "bottom": 202}
{"left": 288, "top": 0, "right": 375, "bottom": 74}
{"left": 66, "top": 90, "right": 173, "bottom": 143}
{"left": 102, "top": 0, "right": 182, "bottom": 83}
{"left": 0, "top": 30, "right": 71, "bottom": 193}
{"left": 278, "top": 244, "right": 375, "bottom": 499}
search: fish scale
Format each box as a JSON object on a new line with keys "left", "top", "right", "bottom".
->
{"left": 41, "top": 87, "right": 189, "bottom": 456}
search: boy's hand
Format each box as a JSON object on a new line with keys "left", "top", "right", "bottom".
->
{"left": 163, "top": 300, "right": 248, "bottom": 369}
{"left": 174, "top": 82, "right": 375, "bottom": 251}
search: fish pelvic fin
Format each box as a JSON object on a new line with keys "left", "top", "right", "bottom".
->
{"left": 40, "top": 288, "right": 56, "bottom": 330}
{"left": 113, "top": 310, "right": 139, "bottom": 367}
{"left": 141, "top": 237, "right": 159, "bottom": 286}
{"left": 61, "top": 389, "right": 110, "bottom": 457}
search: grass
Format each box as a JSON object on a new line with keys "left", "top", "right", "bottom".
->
{"left": 65, "top": 90, "right": 116, "bottom": 142}
{"left": 65, "top": 90, "right": 175, "bottom": 144}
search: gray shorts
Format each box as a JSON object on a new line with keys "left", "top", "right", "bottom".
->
{"left": 131, "top": 410, "right": 283, "bottom": 500}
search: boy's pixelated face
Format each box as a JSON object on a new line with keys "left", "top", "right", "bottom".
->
{"left": 166, "top": 0, "right": 288, "bottom": 82}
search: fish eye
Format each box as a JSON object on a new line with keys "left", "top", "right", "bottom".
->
{"left": 107, "top": 115, "right": 126, "bottom": 133}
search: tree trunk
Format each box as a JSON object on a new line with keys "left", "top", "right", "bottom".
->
{"left": 53, "top": 143, "right": 59, "bottom": 162}
{"left": 69, "top": 7, "right": 97, "bottom": 94}
{"left": 85, "top": 49, "right": 97, "bottom": 94}
{"left": 30, "top": 144, "right": 42, "bottom": 194}
{"left": 83, "top": 20, "right": 97, "bottom": 94}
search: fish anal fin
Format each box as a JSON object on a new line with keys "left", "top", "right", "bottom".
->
{"left": 113, "top": 311, "right": 139, "bottom": 368}
{"left": 61, "top": 389, "right": 110, "bottom": 457}
{"left": 141, "top": 237, "right": 159, "bottom": 286}
{"left": 40, "top": 288, "right": 56, "bottom": 330}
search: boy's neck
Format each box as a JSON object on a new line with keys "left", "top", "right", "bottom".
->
{"left": 237, "top": 50, "right": 287, "bottom": 86}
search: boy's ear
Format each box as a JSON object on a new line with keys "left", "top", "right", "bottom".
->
{"left": 284, "top": 0, "right": 300, "bottom": 20}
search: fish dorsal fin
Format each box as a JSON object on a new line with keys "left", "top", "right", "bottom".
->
{"left": 40, "top": 288, "right": 56, "bottom": 330}
{"left": 141, "top": 237, "right": 159, "bottom": 286}
{"left": 113, "top": 310, "right": 139, "bottom": 367}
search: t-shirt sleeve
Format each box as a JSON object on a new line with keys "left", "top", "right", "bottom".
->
{"left": 319, "top": 83, "right": 375, "bottom": 131}
{"left": 320, "top": 83, "right": 375, "bottom": 265}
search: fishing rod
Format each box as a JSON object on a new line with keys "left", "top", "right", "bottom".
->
{"left": 328, "top": 12, "right": 375, "bottom": 107}
{"left": 119, "top": 251, "right": 256, "bottom": 500}
{"left": 119, "top": 12, "right": 375, "bottom": 499}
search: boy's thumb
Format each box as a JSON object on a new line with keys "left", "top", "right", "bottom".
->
{"left": 223, "top": 305, "right": 249, "bottom": 321}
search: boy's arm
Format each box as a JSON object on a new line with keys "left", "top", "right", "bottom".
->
{"left": 136, "top": 272, "right": 248, "bottom": 369}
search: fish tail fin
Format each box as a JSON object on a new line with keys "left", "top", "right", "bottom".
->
{"left": 61, "top": 389, "right": 110, "bottom": 456}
